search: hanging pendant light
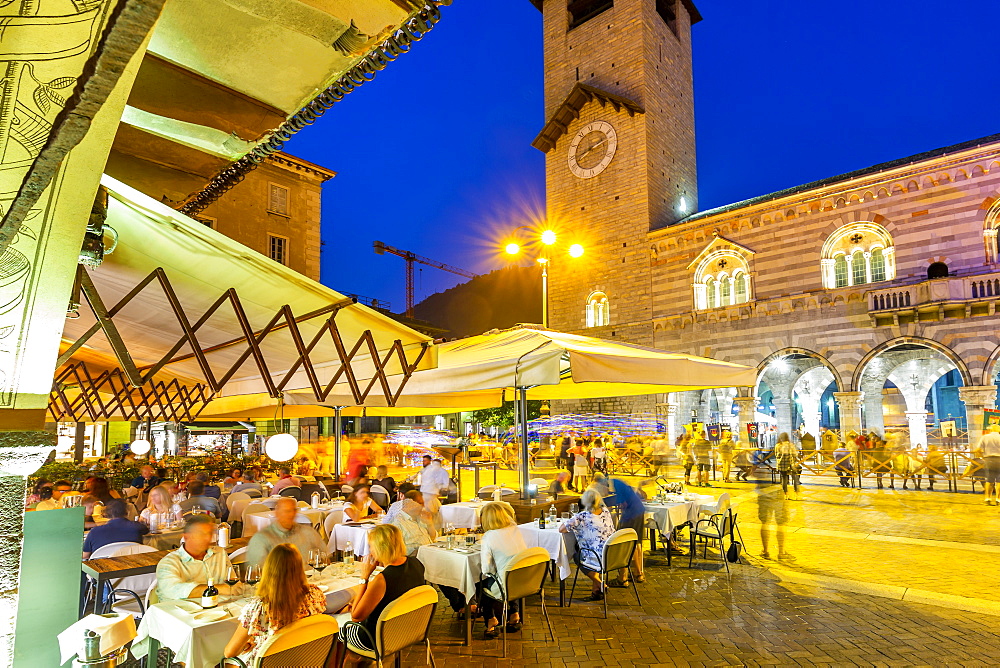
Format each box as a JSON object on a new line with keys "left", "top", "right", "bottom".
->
{"left": 264, "top": 396, "right": 298, "bottom": 461}
{"left": 131, "top": 418, "right": 152, "bottom": 455}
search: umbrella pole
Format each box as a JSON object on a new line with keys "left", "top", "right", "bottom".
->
{"left": 334, "top": 407, "right": 342, "bottom": 481}
{"left": 518, "top": 387, "right": 530, "bottom": 500}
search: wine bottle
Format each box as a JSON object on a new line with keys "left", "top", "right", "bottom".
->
{"left": 201, "top": 577, "right": 219, "bottom": 609}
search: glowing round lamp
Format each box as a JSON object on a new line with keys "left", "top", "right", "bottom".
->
{"left": 130, "top": 439, "right": 151, "bottom": 455}
{"left": 568, "top": 243, "right": 585, "bottom": 258}
{"left": 505, "top": 243, "right": 521, "bottom": 255}
{"left": 265, "top": 433, "right": 299, "bottom": 461}
{"left": 541, "top": 230, "right": 557, "bottom": 245}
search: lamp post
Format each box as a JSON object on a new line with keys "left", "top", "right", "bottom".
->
{"left": 503, "top": 229, "right": 583, "bottom": 497}
{"left": 503, "top": 228, "right": 584, "bottom": 328}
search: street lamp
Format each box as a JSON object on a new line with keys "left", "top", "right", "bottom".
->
{"left": 503, "top": 228, "right": 584, "bottom": 328}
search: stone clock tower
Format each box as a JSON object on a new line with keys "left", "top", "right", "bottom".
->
{"left": 530, "top": 0, "right": 701, "bottom": 348}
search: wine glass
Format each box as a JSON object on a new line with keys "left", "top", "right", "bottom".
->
{"left": 315, "top": 551, "right": 329, "bottom": 574}
{"left": 244, "top": 564, "right": 261, "bottom": 590}
{"left": 225, "top": 564, "right": 240, "bottom": 589}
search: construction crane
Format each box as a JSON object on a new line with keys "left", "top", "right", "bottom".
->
{"left": 373, "top": 240, "right": 477, "bottom": 318}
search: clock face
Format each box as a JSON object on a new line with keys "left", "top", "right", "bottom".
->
{"left": 568, "top": 120, "right": 617, "bottom": 179}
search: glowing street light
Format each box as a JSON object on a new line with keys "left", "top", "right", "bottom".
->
{"left": 500, "top": 227, "right": 584, "bottom": 328}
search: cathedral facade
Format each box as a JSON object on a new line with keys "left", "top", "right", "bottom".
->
{"left": 532, "top": 0, "right": 1000, "bottom": 447}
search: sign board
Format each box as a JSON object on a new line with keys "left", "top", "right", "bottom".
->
{"left": 746, "top": 422, "right": 760, "bottom": 447}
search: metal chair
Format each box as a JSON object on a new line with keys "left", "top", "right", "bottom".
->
{"left": 480, "top": 547, "right": 554, "bottom": 658}
{"left": 90, "top": 542, "right": 158, "bottom": 618}
{"left": 339, "top": 584, "right": 438, "bottom": 668}
{"left": 224, "top": 614, "right": 339, "bottom": 667}
{"left": 699, "top": 492, "right": 731, "bottom": 517}
{"left": 568, "top": 528, "right": 640, "bottom": 619}
{"left": 279, "top": 486, "right": 302, "bottom": 501}
{"left": 369, "top": 484, "right": 391, "bottom": 509}
{"left": 689, "top": 508, "right": 734, "bottom": 573}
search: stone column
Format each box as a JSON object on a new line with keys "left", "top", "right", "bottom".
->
{"left": 773, "top": 397, "right": 793, "bottom": 437}
{"left": 734, "top": 396, "right": 757, "bottom": 443}
{"left": 834, "top": 392, "right": 864, "bottom": 441}
{"left": 905, "top": 412, "right": 929, "bottom": 449}
{"left": 663, "top": 395, "right": 679, "bottom": 442}
{"left": 862, "top": 389, "right": 885, "bottom": 436}
{"left": 958, "top": 385, "right": 999, "bottom": 449}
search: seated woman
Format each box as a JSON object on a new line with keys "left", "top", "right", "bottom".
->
{"left": 84, "top": 476, "right": 121, "bottom": 503}
{"left": 344, "top": 485, "right": 383, "bottom": 522}
{"left": 479, "top": 501, "right": 528, "bottom": 639}
{"left": 338, "top": 524, "right": 425, "bottom": 657}
{"left": 559, "top": 488, "right": 615, "bottom": 601}
{"left": 140, "top": 484, "right": 182, "bottom": 526}
{"left": 222, "top": 468, "right": 244, "bottom": 489}
{"left": 224, "top": 543, "right": 326, "bottom": 665}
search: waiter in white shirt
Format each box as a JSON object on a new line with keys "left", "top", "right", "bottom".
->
{"left": 419, "top": 458, "right": 450, "bottom": 530}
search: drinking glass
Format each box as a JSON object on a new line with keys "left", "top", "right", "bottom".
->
{"left": 244, "top": 564, "right": 261, "bottom": 589}
{"left": 570, "top": 503, "right": 579, "bottom": 514}
{"left": 315, "top": 551, "right": 329, "bottom": 574}
{"left": 225, "top": 565, "right": 240, "bottom": 588}
{"left": 465, "top": 535, "right": 476, "bottom": 549}
{"left": 561, "top": 512, "right": 570, "bottom": 520}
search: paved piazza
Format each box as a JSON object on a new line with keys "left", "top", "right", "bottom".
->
{"left": 135, "top": 468, "right": 1000, "bottom": 667}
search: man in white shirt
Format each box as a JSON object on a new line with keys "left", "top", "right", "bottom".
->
{"left": 36, "top": 480, "right": 73, "bottom": 510}
{"left": 156, "top": 515, "right": 236, "bottom": 602}
{"left": 419, "top": 459, "right": 450, "bottom": 529}
{"left": 975, "top": 424, "right": 1000, "bottom": 505}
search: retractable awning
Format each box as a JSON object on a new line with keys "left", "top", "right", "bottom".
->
{"left": 49, "top": 175, "right": 434, "bottom": 422}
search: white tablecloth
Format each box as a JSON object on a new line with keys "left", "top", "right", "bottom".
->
{"left": 517, "top": 522, "right": 576, "bottom": 579}
{"left": 643, "top": 501, "right": 699, "bottom": 535}
{"left": 132, "top": 580, "right": 361, "bottom": 668}
{"left": 329, "top": 523, "right": 376, "bottom": 556}
{"left": 243, "top": 508, "right": 325, "bottom": 537}
{"left": 439, "top": 501, "right": 484, "bottom": 530}
{"left": 143, "top": 529, "right": 184, "bottom": 551}
{"left": 416, "top": 541, "right": 482, "bottom": 601}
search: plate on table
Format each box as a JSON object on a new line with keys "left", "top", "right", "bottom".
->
{"left": 193, "top": 608, "right": 230, "bottom": 623}
{"left": 174, "top": 601, "right": 201, "bottom": 613}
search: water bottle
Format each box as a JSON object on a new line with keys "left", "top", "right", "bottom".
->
{"left": 311, "top": 491, "right": 321, "bottom": 509}
{"left": 218, "top": 522, "right": 230, "bottom": 548}
{"left": 548, "top": 504, "right": 557, "bottom": 523}
{"left": 343, "top": 541, "right": 353, "bottom": 564}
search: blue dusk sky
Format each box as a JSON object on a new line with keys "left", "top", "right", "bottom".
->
{"left": 285, "top": 0, "right": 1000, "bottom": 312}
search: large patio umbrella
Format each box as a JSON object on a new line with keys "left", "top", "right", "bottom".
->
{"left": 264, "top": 325, "right": 757, "bottom": 494}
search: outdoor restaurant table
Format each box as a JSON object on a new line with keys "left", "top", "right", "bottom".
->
{"left": 81, "top": 538, "right": 251, "bottom": 613}
{"left": 143, "top": 528, "right": 184, "bottom": 551}
{"left": 417, "top": 538, "right": 482, "bottom": 645}
{"left": 328, "top": 522, "right": 376, "bottom": 556}
{"left": 132, "top": 573, "right": 362, "bottom": 668}
{"left": 517, "top": 521, "right": 577, "bottom": 606}
{"left": 242, "top": 507, "right": 327, "bottom": 537}
{"left": 439, "top": 500, "right": 484, "bottom": 530}
{"left": 642, "top": 499, "right": 701, "bottom": 536}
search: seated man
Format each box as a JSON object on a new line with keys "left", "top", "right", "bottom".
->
{"left": 389, "top": 498, "right": 437, "bottom": 554}
{"left": 36, "top": 480, "right": 74, "bottom": 511}
{"left": 129, "top": 465, "right": 163, "bottom": 492}
{"left": 156, "top": 514, "right": 236, "bottom": 602}
{"left": 82, "top": 499, "right": 149, "bottom": 559}
{"left": 194, "top": 472, "right": 222, "bottom": 499}
{"left": 178, "top": 481, "right": 224, "bottom": 518}
{"left": 246, "top": 497, "right": 326, "bottom": 569}
{"left": 384, "top": 489, "right": 423, "bottom": 523}
{"left": 231, "top": 472, "right": 264, "bottom": 498}
{"left": 270, "top": 468, "right": 301, "bottom": 495}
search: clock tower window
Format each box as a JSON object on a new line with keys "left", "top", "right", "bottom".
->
{"left": 568, "top": 0, "right": 613, "bottom": 30}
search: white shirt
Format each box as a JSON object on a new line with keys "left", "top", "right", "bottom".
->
{"left": 140, "top": 504, "right": 181, "bottom": 524}
{"left": 156, "top": 545, "right": 233, "bottom": 602}
{"left": 419, "top": 463, "right": 450, "bottom": 495}
{"left": 979, "top": 432, "right": 1000, "bottom": 458}
{"left": 480, "top": 524, "right": 528, "bottom": 594}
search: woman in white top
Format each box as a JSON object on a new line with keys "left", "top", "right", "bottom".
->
{"left": 478, "top": 501, "right": 527, "bottom": 639}
{"left": 343, "top": 485, "right": 383, "bottom": 522}
{"left": 139, "top": 484, "right": 182, "bottom": 526}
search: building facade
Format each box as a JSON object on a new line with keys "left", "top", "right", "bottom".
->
{"left": 533, "top": 0, "right": 1000, "bottom": 447}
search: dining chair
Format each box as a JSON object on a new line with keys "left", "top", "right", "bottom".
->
{"left": 339, "top": 585, "right": 438, "bottom": 668}
{"left": 568, "top": 528, "right": 640, "bottom": 619}
{"left": 224, "top": 614, "right": 339, "bottom": 667}
{"left": 480, "top": 547, "right": 553, "bottom": 657}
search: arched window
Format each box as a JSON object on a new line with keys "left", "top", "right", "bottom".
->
{"left": 852, "top": 250, "right": 866, "bottom": 286}
{"left": 734, "top": 272, "right": 747, "bottom": 303}
{"left": 692, "top": 248, "right": 752, "bottom": 310}
{"left": 834, "top": 255, "right": 848, "bottom": 288}
{"left": 927, "top": 262, "right": 949, "bottom": 279}
{"left": 870, "top": 248, "right": 886, "bottom": 282}
{"left": 821, "top": 222, "right": 895, "bottom": 288}
{"left": 585, "top": 292, "right": 609, "bottom": 327}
